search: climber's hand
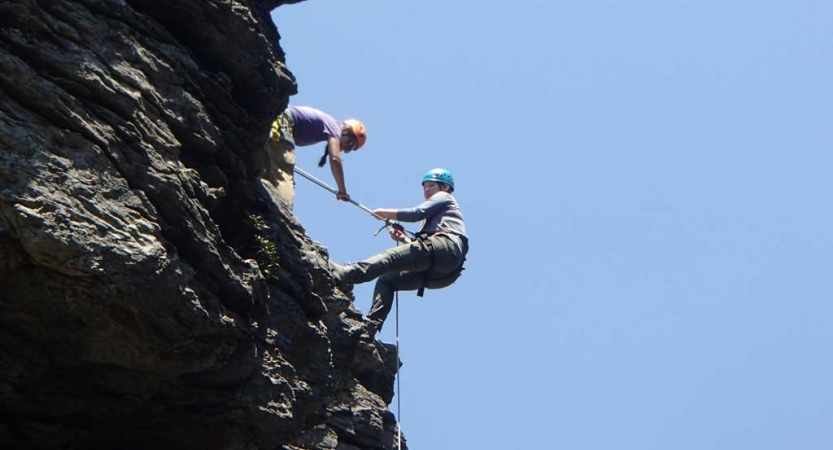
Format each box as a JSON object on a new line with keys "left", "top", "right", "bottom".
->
{"left": 389, "top": 227, "right": 409, "bottom": 243}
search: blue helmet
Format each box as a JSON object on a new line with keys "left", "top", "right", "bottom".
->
{"left": 422, "top": 168, "right": 454, "bottom": 190}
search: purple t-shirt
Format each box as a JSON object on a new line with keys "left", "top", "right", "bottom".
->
{"left": 287, "top": 105, "right": 341, "bottom": 147}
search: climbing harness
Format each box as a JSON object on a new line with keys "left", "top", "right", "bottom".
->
{"left": 413, "top": 233, "right": 468, "bottom": 297}
{"left": 293, "top": 166, "right": 415, "bottom": 238}
{"left": 416, "top": 236, "right": 434, "bottom": 297}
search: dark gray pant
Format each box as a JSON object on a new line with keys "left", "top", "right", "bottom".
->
{"left": 342, "top": 234, "right": 464, "bottom": 329}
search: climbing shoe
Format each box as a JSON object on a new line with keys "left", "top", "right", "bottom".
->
{"left": 362, "top": 319, "right": 382, "bottom": 340}
{"left": 330, "top": 262, "right": 354, "bottom": 293}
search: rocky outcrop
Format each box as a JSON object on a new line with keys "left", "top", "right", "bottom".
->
{"left": 0, "top": 1, "right": 405, "bottom": 449}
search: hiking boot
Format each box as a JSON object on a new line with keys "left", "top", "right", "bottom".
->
{"left": 362, "top": 319, "right": 382, "bottom": 340}
{"left": 330, "top": 262, "right": 354, "bottom": 293}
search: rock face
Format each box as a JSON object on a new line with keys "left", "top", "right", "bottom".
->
{"left": 0, "top": 1, "right": 405, "bottom": 449}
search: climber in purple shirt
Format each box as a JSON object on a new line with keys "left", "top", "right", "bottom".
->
{"left": 266, "top": 105, "right": 366, "bottom": 204}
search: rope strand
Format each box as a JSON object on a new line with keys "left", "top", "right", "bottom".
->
{"left": 395, "top": 288, "right": 401, "bottom": 450}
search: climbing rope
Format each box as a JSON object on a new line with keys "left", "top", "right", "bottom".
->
{"left": 395, "top": 288, "right": 402, "bottom": 450}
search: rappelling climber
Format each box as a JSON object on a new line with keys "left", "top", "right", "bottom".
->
{"left": 263, "top": 105, "right": 366, "bottom": 208}
{"left": 332, "top": 168, "right": 468, "bottom": 339}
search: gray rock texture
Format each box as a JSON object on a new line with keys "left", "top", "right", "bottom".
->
{"left": 0, "top": 0, "right": 405, "bottom": 449}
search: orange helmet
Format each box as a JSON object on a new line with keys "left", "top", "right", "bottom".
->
{"left": 342, "top": 119, "right": 367, "bottom": 150}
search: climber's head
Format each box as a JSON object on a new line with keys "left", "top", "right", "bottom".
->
{"left": 421, "top": 168, "right": 454, "bottom": 197}
{"left": 340, "top": 119, "right": 366, "bottom": 152}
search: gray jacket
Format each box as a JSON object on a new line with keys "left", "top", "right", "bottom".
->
{"left": 396, "top": 192, "right": 468, "bottom": 252}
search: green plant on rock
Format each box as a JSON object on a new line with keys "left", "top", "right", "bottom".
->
{"left": 249, "top": 214, "right": 280, "bottom": 281}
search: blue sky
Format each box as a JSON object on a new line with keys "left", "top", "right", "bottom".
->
{"left": 271, "top": 1, "right": 832, "bottom": 449}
